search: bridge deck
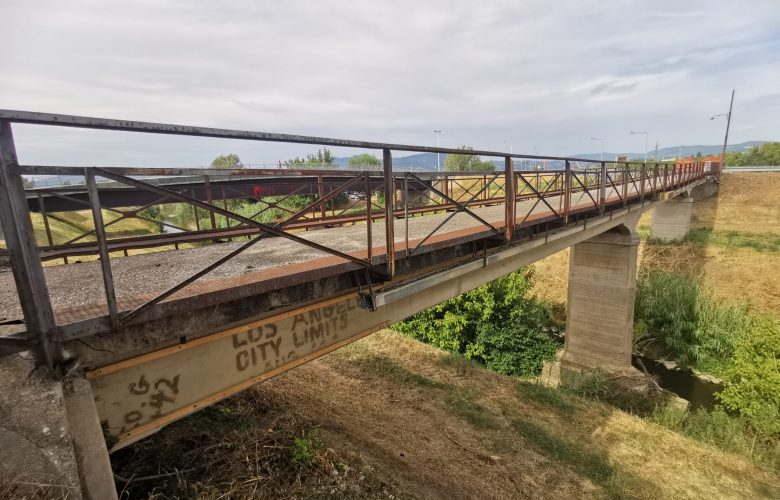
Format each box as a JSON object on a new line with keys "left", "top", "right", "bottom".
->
{"left": 0, "top": 186, "right": 627, "bottom": 327}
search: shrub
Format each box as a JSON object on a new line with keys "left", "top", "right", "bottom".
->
{"left": 634, "top": 270, "right": 749, "bottom": 373}
{"left": 394, "top": 268, "right": 558, "bottom": 377}
{"left": 717, "top": 316, "right": 780, "bottom": 438}
{"left": 197, "top": 195, "right": 316, "bottom": 230}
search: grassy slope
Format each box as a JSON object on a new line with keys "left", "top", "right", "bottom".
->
{"left": 113, "top": 332, "right": 779, "bottom": 499}
{"left": 534, "top": 173, "right": 780, "bottom": 316}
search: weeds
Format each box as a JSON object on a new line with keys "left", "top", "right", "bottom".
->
{"left": 634, "top": 269, "right": 750, "bottom": 373}
{"left": 436, "top": 351, "right": 483, "bottom": 377}
{"left": 684, "top": 228, "right": 780, "bottom": 252}
{"left": 344, "top": 353, "right": 451, "bottom": 390}
{"left": 651, "top": 405, "right": 780, "bottom": 470}
{"left": 444, "top": 390, "right": 502, "bottom": 430}
{"left": 110, "top": 389, "right": 352, "bottom": 499}
{"left": 516, "top": 381, "right": 576, "bottom": 416}
{"left": 562, "top": 370, "right": 668, "bottom": 417}
{"left": 291, "top": 431, "right": 319, "bottom": 466}
{"left": 512, "top": 418, "right": 657, "bottom": 499}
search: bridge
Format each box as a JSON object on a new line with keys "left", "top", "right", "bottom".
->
{"left": 0, "top": 110, "right": 715, "bottom": 498}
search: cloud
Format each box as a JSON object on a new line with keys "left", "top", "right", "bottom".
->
{"left": 1, "top": 0, "right": 779, "bottom": 164}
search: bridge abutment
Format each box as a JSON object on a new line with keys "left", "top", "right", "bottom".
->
{"left": 560, "top": 225, "right": 639, "bottom": 380}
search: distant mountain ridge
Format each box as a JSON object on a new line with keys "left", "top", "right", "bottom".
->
{"left": 571, "top": 141, "right": 767, "bottom": 161}
{"left": 336, "top": 141, "right": 769, "bottom": 168}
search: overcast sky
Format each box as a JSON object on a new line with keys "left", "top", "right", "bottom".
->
{"left": 2, "top": 0, "right": 779, "bottom": 166}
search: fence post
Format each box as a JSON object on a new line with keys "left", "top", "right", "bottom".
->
{"left": 504, "top": 156, "right": 515, "bottom": 240}
{"left": 652, "top": 163, "right": 659, "bottom": 195}
{"left": 599, "top": 161, "right": 607, "bottom": 215}
{"left": 0, "top": 120, "right": 63, "bottom": 371}
{"left": 317, "top": 174, "right": 326, "bottom": 218}
{"left": 203, "top": 175, "right": 217, "bottom": 230}
{"left": 86, "top": 170, "right": 119, "bottom": 324}
{"left": 640, "top": 162, "right": 646, "bottom": 205}
{"left": 382, "top": 148, "right": 395, "bottom": 278}
{"left": 563, "top": 160, "right": 572, "bottom": 224}
{"left": 622, "top": 162, "right": 629, "bottom": 207}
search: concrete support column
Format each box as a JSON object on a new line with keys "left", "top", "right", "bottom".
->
{"left": 650, "top": 196, "right": 693, "bottom": 242}
{"left": 561, "top": 226, "right": 639, "bottom": 377}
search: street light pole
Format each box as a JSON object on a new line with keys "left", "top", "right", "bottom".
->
{"left": 630, "top": 131, "right": 649, "bottom": 162}
{"left": 434, "top": 130, "right": 442, "bottom": 171}
{"left": 711, "top": 89, "right": 735, "bottom": 177}
{"left": 590, "top": 137, "right": 605, "bottom": 161}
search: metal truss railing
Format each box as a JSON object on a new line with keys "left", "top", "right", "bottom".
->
{"left": 0, "top": 109, "right": 709, "bottom": 371}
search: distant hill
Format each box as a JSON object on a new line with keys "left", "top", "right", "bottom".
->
{"left": 572, "top": 141, "right": 768, "bottom": 161}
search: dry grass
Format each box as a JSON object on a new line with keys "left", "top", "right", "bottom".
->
{"left": 115, "top": 331, "right": 780, "bottom": 499}
{"left": 0, "top": 470, "right": 73, "bottom": 500}
{"left": 532, "top": 173, "right": 780, "bottom": 316}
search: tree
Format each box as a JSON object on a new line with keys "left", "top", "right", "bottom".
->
{"left": 284, "top": 148, "right": 336, "bottom": 169}
{"left": 393, "top": 268, "right": 558, "bottom": 376}
{"left": 348, "top": 153, "right": 381, "bottom": 167}
{"left": 211, "top": 154, "right": 243, "bottom": 169}
{"left": 22, "top": 177, "right": 35, "bottom": 189}
{"left": 725, "top": 142, "right": 780, "bottom": 167}
{"left": 444, "top": 146, "right": 495, "bottom": 172}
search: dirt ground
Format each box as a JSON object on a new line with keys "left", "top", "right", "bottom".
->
{"left": 533, "top": 173, "right": 780, "bottom": 316}
{"left": 112, "top": 331, "right": 780, "bottom": 499}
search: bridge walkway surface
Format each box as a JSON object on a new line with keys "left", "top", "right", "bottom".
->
{"left": 1, "top": 185, "right": 633, "bottom": 323}
{"left": 0, "top": 110, "right": 711, "bottom": 499}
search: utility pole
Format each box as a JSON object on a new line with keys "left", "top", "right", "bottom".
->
{"left": 712, "top": 89, "right": 735, "bottom": 177}
{"left": 654, "top": 142, "right": 659, "bottom": 160}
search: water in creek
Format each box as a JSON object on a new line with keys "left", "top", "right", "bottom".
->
{"left": 633, "top": 355, "right": 723, "bottom": 410}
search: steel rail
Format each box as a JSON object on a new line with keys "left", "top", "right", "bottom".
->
{"left": 0, "top": 109, "right": 609, "bottom": 163}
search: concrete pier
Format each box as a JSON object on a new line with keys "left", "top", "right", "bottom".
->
{"left": 649, "top": 177, "right": 719, "bottom": 242}
{"left": 650, "top": 196, "right": 694, "bottom": 242}
{"left": 560, "top": 225, "right": 639, "bottom": 377}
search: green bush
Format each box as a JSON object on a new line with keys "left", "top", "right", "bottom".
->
{"left": 197, "top": 195, "right": 315, "bottom": 230}
{"left": 717, "top": 316, "right": 780, "bottom": 438}
{"left": 393, "top": 268, "right": 558, "bottom": 377}
{"left": 634, "top": 270, "right": 749, "bottom": 373}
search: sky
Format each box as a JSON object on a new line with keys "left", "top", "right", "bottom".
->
{"left": 2, "top": 0, "right": 779, "bottom": 167}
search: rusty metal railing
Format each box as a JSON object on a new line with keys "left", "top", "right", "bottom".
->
{"left": 0, "top": 110, "right": 707, "bottom": 371}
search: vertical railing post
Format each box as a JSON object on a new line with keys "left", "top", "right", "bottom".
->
{"left": 563, "top": 160, "right": 571, "bottom": 224}
{"left": 640, "top": 163, "right": 646, "bottom": 205}
{"left": 599, "top": 161, "right": 607, "bottom": 214}
{"left": 86, "top": 170, "right": 119, "bottom": 324}
{"left": 663, "top": 164, "right": 669, "bottom": 190}
{"left": 0, "top": 120, "right": 63, "bottom": 370}
{"left": 191, "top": 188, "right": 201, "bottom": 231}
{"left": 203, "top": 175, "right": 217, "bottom": 230}
{"left": 317, "top": 174, "right": 326, "bottom": 218}
{"left": 622, "top": 162, "right": 629, "bottom": 207}
{"left": 504, "top": 156, "right": 515, "bottom": 241}
{"left": 364, "top": 173, "right": 372, "bottom": 264}
{"left": 652, "top": 163, "right": 659, "bottom": 195}
{"left": 443, "top": 174, "right": 449, "bottom": 207}
{"left": 404, "top": 172, "right": 409, "bottom": 257}
{"left": 382, "top": 148, "right": 395, "bottom": 278}
{"left": 37, "top": 192, "right": 55, "bottom": 247}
